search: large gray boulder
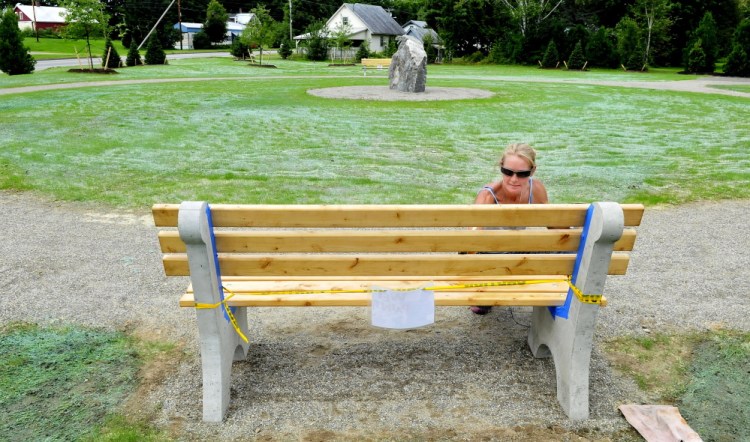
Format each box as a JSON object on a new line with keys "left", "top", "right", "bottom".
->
{"left": 388, "top": 36, "right": 427, "bottom": 93}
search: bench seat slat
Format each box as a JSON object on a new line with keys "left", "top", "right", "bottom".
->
{"left": 163, "top": 253, "right": 630, "bottom": 276}
{"left": 152, "top": 204, "right": 645, "bottom": 228}
{"left": 179, "top": 291, "right": 570, "bottom": 307}
{"left": 157, "top": 228, "right": 638, "bottom": 253}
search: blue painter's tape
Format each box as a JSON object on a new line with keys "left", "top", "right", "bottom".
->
{"left": 205, "top": 204, "right": 235, "bottom": 322}
{"left": 550, "top": 203, "right": 595, "bottom": 319}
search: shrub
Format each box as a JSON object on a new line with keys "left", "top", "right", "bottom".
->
{"left": 0, "top": 9, "right": 36, "bottom": 75}
{"left": 567, "top": 41, "right": 586, "bottom": 70}
{"left": 144, "top": 35, "right": 166, "bottom": 65}
{"left": 686, "top": 40, "right": 707, "bottom": 73}
{"left": 540, "top": 40, "right": 559, "bottom": 68}
{"left": 355, "top": 41, "right": 370, "bottom": 62}
{"left": 383, "top": 39, "right": 398, "bottom": 57}
{"left": 723, "top": 43, "right": 749, "bottom": 77}
{"left": 230, "top": 38, "right": 251, "bottom": 59}
{"left": 125, "top": 40, "right": 141, "bottom": 66}
{"left": 192, "top": 30, "right": 212, "bottom": 50}
{"left": 423, "top": 34, "right": 437, "bottom": 63}
{"left": 463, "top": 51, "right": 485, "bottom": 63}
{"left": 102, "top": 38, "right": 121, "bottom": 68}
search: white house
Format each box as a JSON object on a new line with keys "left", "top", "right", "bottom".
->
{"left": 13, "top": 3, "right": 68, "bottom": 31}
{"left": 173, "top": 21, "right": 246, "bottom": 49}
{"left": 294, "top": 3, "right": 404, "bottom": 55}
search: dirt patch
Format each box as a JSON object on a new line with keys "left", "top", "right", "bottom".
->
{"left": 307, "top": 85, "right": 495, "bottom": 101}
{"left": 67, "top": 68, "right": 119, "bottom": 74}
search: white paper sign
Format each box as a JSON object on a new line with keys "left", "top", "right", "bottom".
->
{"left": 371, "top": 287, "right": 435, "bottom": 329}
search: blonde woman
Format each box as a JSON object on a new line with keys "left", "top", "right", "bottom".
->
{"left": 471, "top": 143, "right": 549, "bottom": 315}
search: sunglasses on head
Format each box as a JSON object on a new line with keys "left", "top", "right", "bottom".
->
{"left": 500, "top": 166, "right": 533, "bottom": 178}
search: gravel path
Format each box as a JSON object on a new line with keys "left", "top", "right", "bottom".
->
{"left": 1, "top": 191, "right": 748, "bottom": 440}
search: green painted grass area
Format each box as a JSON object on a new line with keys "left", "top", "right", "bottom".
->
{"left": 1, "top": 60, "right": 748, "bottom": 208}
{"left": 712, "top": 84, "right": 750, "bottom": 93}
{"left": 0, "top": 322, "right": 178, "bottom": 441}
{"left": 0, "top": 323, "right": 142, "bottom": 441}
{"left": 606, "top": 330, "right": 750, "bottom": 442}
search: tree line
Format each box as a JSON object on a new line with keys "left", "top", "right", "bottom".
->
{"left": 2, "top": 0, "right": 749, "bottom": 75}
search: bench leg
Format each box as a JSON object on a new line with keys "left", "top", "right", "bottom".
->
{"left": 196, "top": 306, "right": 249, "bottom": 422}
{"left": 179, "top": 201, "right": 250, "bottom": 422}
{"left": 527, "top": 202, "right": 624, "bottom": 420}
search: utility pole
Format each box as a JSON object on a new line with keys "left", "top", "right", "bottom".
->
{"left": 289, "top": 0, "right": 293, "bottom": 42}
{"left": 32, "top": 1, "right": 39, "bottom": 42}
{"left": 138, "top": 0, "right": 177, "bottom": 51}
{"left": 178, "top": 0, "right": 183, "bottom": 50}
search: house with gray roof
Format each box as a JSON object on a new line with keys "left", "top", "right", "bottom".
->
{"left": 294, "top": 3, "right": 404, "bottom": 54}
{"left": 402, "top": 19, "right": 443, "bottom": 62}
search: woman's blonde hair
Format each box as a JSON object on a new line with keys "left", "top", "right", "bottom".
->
{"left": 499, "top": 143, "right": 537, "bottom": 169}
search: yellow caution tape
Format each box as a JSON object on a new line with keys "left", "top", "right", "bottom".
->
{"left": 193, "top": 277, "right": 602, "bottom": 342}
{"left": 195, "top": 287, "right": 249, "bottom": 343}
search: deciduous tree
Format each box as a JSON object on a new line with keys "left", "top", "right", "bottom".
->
{"left": 59, "top": 0, "right": 110, "bottom": 70}
{"left": 242, "top": 4, "right": 277, "bottom": 65}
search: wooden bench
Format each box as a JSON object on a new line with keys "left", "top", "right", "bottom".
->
{"left": 361, "top": 57, "right": 392, "bottom": 75}
{"left": 153, "top": 202, "right": 644, "bottom": 422}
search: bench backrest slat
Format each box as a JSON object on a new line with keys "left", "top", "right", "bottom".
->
{"left": 162, "top": 253, "right": 630, "bottom": 277}
{"left": 158, "top": 228, "right": 638, "bottom": 253}
{"left": 153, "top": 204, "right": 645, "bottom": 228}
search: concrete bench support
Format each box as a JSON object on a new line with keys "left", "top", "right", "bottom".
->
{"left": 178, "top": 201, "right": 250, "bottom": 422}
{"left": 527, "top": 202, "right": 624, "bottom": 420}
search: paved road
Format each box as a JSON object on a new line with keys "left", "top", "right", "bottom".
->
{"left": 34, "top": 51, "right": 232, "bottom": 71}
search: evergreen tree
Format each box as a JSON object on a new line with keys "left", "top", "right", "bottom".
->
{"left": 304, "top": 21, "right": 329, "bottom": 61}
{"left": 277, "top": 36, "right": 293, "bottom": 59}
{"left": 204, "top": 0, "right": 229, "bottom": 44}
{"left": 616, "top": 17, "right": 644, "bottom": 70}
{"left": 0, "top": 8, "right": 36, "bottom": 75}
{"left": 126, "top": 40, "right": 141, "bottom": 66}
{"left": 567, "top": 41, "right": 586, "bottom": 69}
{"left": 686, "top": 40, "right": 708, "bottom": 73}
{"left": 586, "top": 27, "right": 618, "bottom": 68}
{"left": 541, "top": 40, "right": 559, "bottom": 68}
{"left": 102, "top": 38, "right": 121, "bottom": 68}
{"left": 686, "top": 12, "right": 718, "bottom": 73}
{"left": 144, "top": 35, "right": 166, "bottom": 65}
{"left": 724, "top": 19, "right": 750, "bottom": 77}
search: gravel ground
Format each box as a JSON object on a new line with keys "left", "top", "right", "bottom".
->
{"left": 2, "top": 191, "right": 749, "bottom": 440}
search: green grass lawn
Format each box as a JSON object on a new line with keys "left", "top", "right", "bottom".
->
{"left": 24, "top": 37, "right": 129, "bottom": 60}
{"left": 1, "top": 58, "right": 748, "bottom": 208}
